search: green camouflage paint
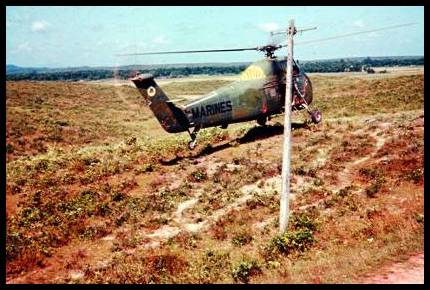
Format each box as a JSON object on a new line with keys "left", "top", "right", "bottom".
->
{"left": 132, "top": 58, "right": 313, "bottom": 133}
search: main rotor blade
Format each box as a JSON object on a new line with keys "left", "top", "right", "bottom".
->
{"left": 116, "top": 47, "right": 259, "bottom": 56}
{"left": 295, "top": 22, "right": 417, "bottom": 46}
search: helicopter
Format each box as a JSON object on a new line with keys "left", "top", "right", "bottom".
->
{"left": 128, "top": 43, "right": 319, "bottom": 150}
{"left": 121, "top": 22, "right": 415, "bottom": 149}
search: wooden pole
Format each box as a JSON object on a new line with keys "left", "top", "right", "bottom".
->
{"left": 279, "top": 19, "right": 295, "bottom": 235}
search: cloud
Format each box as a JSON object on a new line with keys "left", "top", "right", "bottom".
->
{"left": 353, "top": 20, "right": 365, "bottom": 28}
{"left": 174, "top": 23, "right": 196, "bottom": 33}
{"left": 90, "top": 24, "right": 105, "bottom": 32}
{"left": 31, "top": 20, "right": 50, "bottom": 32}
{"left": 367, "top": 32, "right": 379, "bottom": 38}
{"left": 7, "top": 13, "right": 32, "bottom": 28}
{"left": 18, "top": 42, "right": 31, "bottom": 50}
{"left": 117, "top": 42, "right": 148, "bottom": 53}
{"left": 11, "top": 42, "right": 32, "bottom": 54}
{"left": 151, "top": 35, "right": 170, "bottom": 45}
{"left": 257, "top": 22, "right": 280, "bottom": 33}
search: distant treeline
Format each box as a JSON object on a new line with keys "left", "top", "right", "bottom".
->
{"left": 6, "top": 66, "right": 248, "bottom": 81}
{"left": 299, "top": 56, "right": 424, "bottom": 73}
{"left": 6, "top": 57, "right": 424, "bottom": 81}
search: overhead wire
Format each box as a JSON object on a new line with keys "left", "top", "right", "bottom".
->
{"left": 294, "top": 22, "right": 417, "bottom": 46}
{"left": 115, "top": 22, "right": 418, "bottom": 58}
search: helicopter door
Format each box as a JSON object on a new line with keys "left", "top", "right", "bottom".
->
{"left": 263, "top": 80, "right": 281, "bottom": 114}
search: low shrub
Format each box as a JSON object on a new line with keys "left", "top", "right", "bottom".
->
{"left": 365, "top": 177, "right": 385, "bottom": 198}
{"left": 231, "top": 259, "right": 261, "bottom": 283}
{"left": 406, "top": 168, "right": 423, "bottom": 184}
{"left": 232, "top": 231, "right": 253, "bottom": 246}
{"left": 268, "top": 228, "right": 315, "bottom": 255}
{"left": 359, "top": 167, "right": 380, "bottom": 179}
{"left": 290, "top": 212, "right": 319, "bottom": 231}
{"left": 188, "top": 169, "right": 207, "bottom": 182}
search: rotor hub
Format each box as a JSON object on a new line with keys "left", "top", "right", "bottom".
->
{"left": 258, "top": 44, "right": 282, "bottom": 58}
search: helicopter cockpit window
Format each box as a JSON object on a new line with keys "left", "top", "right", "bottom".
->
{"left": 293, "top": 64, "right": 300, "bottom": 76}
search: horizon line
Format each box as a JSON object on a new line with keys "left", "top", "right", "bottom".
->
{"left": 7, "top": 54, "right": 425, "bottom": 70}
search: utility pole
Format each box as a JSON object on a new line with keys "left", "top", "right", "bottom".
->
{"left": 279, "top": 19, "right": 296, "bottom": 235}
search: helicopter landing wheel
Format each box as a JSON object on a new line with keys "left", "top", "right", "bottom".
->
{"left": 310, "top": 109, "right": 322, "bottom": 124}
{"left": 188, "top": 140, "right": 197, "bottom": 150}
{"left": 187, "top": 131, "right": 198, "bottom": 150}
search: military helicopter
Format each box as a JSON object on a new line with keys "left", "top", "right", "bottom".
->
{"left": 120, "top": 22, "right": 415, "bottom": 149}
{"left": 125, "top": 43, "right": 318, "bottom": 150}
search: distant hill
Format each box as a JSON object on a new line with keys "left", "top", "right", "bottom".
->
{"left": 6, "top": 64, "right": 51, "bottom": 75}
{"left": 6, "top": 56, "right": 424, "bottom": 81}
{"left": 298, "top": 56, "right": 424, "bottom": 73}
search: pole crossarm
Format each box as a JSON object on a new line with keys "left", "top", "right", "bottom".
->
{"left": 270, "top": 26, "right": 316, "bottom": 36}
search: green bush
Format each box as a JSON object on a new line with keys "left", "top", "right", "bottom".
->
{"left": 290, "top": 213, "right": 319, "bottom": 231}
{"left": 54, "top": 120, "right": 69, "bottom": 127}
{"left": 313, "top": 177, "right": 324, "bottom": 186}
{"left": 6, "top": 143, "right": 15, "bottom": 153}
{"left": 245, "top": 192, "right": 274, "bottom": 209}
{"left": 82, "top": 157, "right": 100, "bottom": 166}
{"left": 337, "top": 185, "right": 355, "bottom": 198}
{"left": 232, "top": 231, "right": 253, "bottom": 246}
{"left": 231, "top": 259, "right": 261, "bottom": 283}
{"left": 269, "top": 229, "right": 314, "bottom": 255}
{"left": 188, "top": 169, "right": 207, "bottom": 182}
{"left": 197, "top": 250, "right": 231, "bottom": 283}
{"left": 111, "top": 191, "right": 126, "bottom": 202}
{"left": 135, "top": 163, "right": 154, "bottom": 173}
{"left": 415, "top": 213, "right": 424, "bottom": 223}
{"left": 293, "top": 166, "right": 317, "bottom": 177}
{"left": 18, "top": 207, "right": 43, "bottom": 227}
{"left": 366, "top": 177, "right": 385, "bottom": 198}
{"left": 406, "top": 168, "right": 423, "bottom": 184}
{"left": 359, "top": 167, "right": 380, "bottom": 179}
{"left": 96, "top": 202, "right": 111, "bottom": 217}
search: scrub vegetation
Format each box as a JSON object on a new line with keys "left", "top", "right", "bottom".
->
{"left": 6, "top": 68, "right": 423, "bottom": 283}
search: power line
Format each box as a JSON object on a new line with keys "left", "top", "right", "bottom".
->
{"left": 295, "top": 22, "right": 417, "bottom": 46}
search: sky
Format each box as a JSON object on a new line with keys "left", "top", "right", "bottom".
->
{"left": 6, "top": 6, "right": 424, "bottom": 68}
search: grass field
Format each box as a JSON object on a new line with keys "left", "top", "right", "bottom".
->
{"left": 6, "top": 68, "right": 424, "bottom": 283}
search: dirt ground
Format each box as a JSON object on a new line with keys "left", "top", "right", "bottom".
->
{"left": 6, "top": 68, "right": 424, "bottom": 284}
{"left": 359, "top": 253, "right": 424, "bottom": 284}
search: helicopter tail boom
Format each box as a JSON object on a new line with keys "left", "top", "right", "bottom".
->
{"left": 131, "top": 74, "right": 189, "bottom": 133}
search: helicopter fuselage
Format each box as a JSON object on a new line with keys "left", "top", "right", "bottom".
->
{"left": 182, "top": 58, "right": 313, "bottom": 130}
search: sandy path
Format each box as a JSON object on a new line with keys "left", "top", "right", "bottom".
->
{"left": 359, "top": 253, "right": 424, "bottom": 284}
{"left": 334, "top": 123, "right": 388, "bottom": 190}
